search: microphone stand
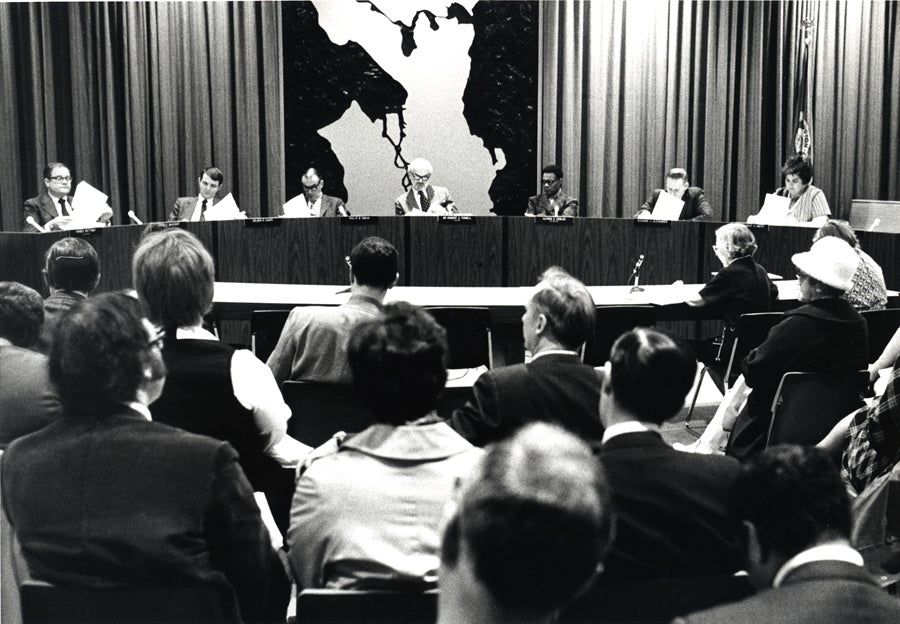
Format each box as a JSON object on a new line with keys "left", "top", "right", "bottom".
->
{"left": 628, "top": 254, "right": 645, "bottom": 294}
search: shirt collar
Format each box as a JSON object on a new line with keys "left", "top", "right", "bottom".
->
{"left": 772, "top": 542, "right": 863, "bottom": 588}
{"left": 601, "top": 421, "right": 661, "bottom": 445}
{"left": 531, "top": 349, "right": 579, "bottom": 362}
{"left": 172, "top": 325, "right": 217, "bottom": 340}
{"left": 126, "top": 401, "right": 153, "bottom": 422}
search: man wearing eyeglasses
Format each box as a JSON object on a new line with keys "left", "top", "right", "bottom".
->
{"left": 394, "top": 157, "right": 458, "bottom": 215}
{"left": 22, "top": 163, "right": 76, "bottom": 232}
{"left": 283, "top": 168, "right": 349, "bottom": 217}
{"left": 526, "top": 164, "right": 579, "bottom": 217}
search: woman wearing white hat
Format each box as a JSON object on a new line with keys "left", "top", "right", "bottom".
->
{"left": 726, "top": 236, "right": 869, "bottom": 459}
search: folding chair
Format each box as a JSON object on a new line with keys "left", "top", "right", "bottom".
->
{"left": 296, "top": 588, "right": 438, "bottom": 623}
{"left": 250, "top": 309, "right": 291, "bottom": 362}
{"left": 583, "top": 305, "right": 656, "bottom": 366}
{"left": 281, "top": 381, "right": 372, "bottom": 447}
{"left": 766, "top": 370, "right": 869, "bottom": 447}
{"left": 424, "top": 307, "right": 493, "bottom": 369}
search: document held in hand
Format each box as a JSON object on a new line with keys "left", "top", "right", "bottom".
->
{"left": 650, "top": 191, "right": 684, "bottom": 221}
{"left": 60, "top": 180, "right": 113, "bottom": 228}
{"left": 204, "top": 192, "right": 245, "bottom": 220}
{"left": 749, "top": 193, "right": 791, "bottom": 224}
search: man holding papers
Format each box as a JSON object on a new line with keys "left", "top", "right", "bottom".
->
{"left": 635, "top": 167, "right": 712, "bottom": 221}
{"left": 282, "top": 167, "right": 348, "bottom": 217}
{"left": 22, "top": 163, "right": 112, "bottom": 232}
{"left": 169, "top": 166, "right": 226, "bottom": 222}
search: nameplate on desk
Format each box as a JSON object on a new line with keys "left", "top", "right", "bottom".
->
{"left": 536, "top": 216, "right": 573, "bottom": 226}
{"left": 243, "top": 217, "right": 280, "bottom": 228}
{"left": 72, "top": 228, "right": 101, "bottom": 237}
{"left": 633, "top": 219, "right": 672, "bottom": 228}
{"left": 439, "top": 215, "right": 475, "bottom": 224}
{"left": 341, "top": 216, "right": 377, "bottom": 224}
{"left": 745, "top": 223, "right": 770, "bottom": 231}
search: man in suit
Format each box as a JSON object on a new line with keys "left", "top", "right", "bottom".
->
{"left": 394, "top": 157, "right": 458, "bottom": 215}
{"left": 595, "top": 328, "right": 742, "bottom": 580}
{"left": 450, "top": 267, "right": 604, "bottom": 446}
{"left": 22, "top": 162, "right": 75, "bottom": 231}
{"left": 635, "top": 167, "right": 712, "bottom": 221}
{"left": 0, "top": 281, "right": 61, "bottom": 449}
{"left": 169, "top": 166, "right": 224, "bottom": 221}
{"left": 675, "top": 445, "right": 900, "bottom": 624}
{"left": 282, "top": 167, "right": 348, "bottom": 217}
{"left": 267, "top": 236, "right": 398, "bottom": 385}
{"left": 36, "top": 237, "right": 101, "bottom": 354}
{"left": 526, "top": 164, "right": 579, "bottom": 216}
{"left": 1, "top": 293, "right": 289, "bottom": 623}
{"left": 437, "top": 422, "right": 614, "bottom": 624}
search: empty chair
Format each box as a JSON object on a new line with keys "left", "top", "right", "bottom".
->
{"left": 424, "top": 307, "right": 493, "bottom": 369}
{"left": 296, "top": 589, "right": 438, "bottom": 623}
{"left": 861, "top": 308, "right": 900, "bottom": 361}
{"left": 584, "top": 305, "right": 655, "bottom": 366}
{"left": 766, "top": 370, "right": 869, "bottom": 447}
{"left": 250, "top": 309, "right": 292, "bottom": 362}
{"left": 282, "top": 381, "right": 371, "bottom": 447}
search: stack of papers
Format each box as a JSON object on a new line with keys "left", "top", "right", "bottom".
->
{"left": 748, "top": 193, "right": 791, "bottom": 224}
{"left": 204, "top": 193, "right": 245, "bottom": 221}
{"left": 70, "top": 181, "right": 113, "bottom": 227}
{"left": 648, "top": 192, "right": 684, "bottom": 220}
{"left": 283, "top": 194, "right": 312, "bottom": 218}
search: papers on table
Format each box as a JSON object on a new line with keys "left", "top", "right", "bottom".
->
{"left": 649, "top": 191, "right": 684, "bottom": 221}
{"left": 204, "top": 193, "right": 245, "bottom": 221}
{"left": 748, "top": 193, "right": 791, "bottom": 225}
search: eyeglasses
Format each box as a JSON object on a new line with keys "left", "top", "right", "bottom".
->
{"left": 409, "top": 172, "right": 431, "bottom": 182}
{"left": 148, "top": 328, "right": 165, "bottom": 350}
{"left": 302, "top": 182, "right": 321, "bottom": 191}
{"left": 542, "top": 179, "right": 559, "bottom": 186}
{"left": 796, "top": 271, "right": 810, "bottom": 281}
{"left": 50, "top": 176, "right": 72, "bottom": 182}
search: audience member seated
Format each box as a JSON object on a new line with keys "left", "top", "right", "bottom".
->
{"left": 774, "top": 153, "right": 831, "bottom": 226}
{"left": 1, "top": 293, "right": 289, "bottom": 623}
{"left": 812, "top": 219, "right": 887, "bottom": 312}
{"left": 673, "top": 446, "right": 900, "bottom": 624}
{"left": 595, "top": 328, "right": 742, "bottom": 580}
{"left": 287, "top": 302, "right": 480, "bottom": 590}
{"left": 525, "top": 164, "right": 579, "bottom": 217}
{"left": 36, "top": 236, "right": 101, "bottom": 354}
{"left": 817, "top": 363, "right": 900, "bottom": 496}
{"left": 267, "top": 236, "right": 397, "bottom": 385}
{"left": 685, "top": 223, "right": 778, "bottom": 391}
{"left": 437, "top": 422, "right": 613, "bottom": 624}
{"left": 394, "top": 158, "right": 458, "bottom": 215}
{"left": 451, "top": 267, "right": 604, "bottom": 446}
{"left": 133, "top": 228, "right": 308, "bottom": 490}
{"left": 0, "top": 282, "right": 61, "bottom": 448}
{"left": 634, "top": 167, "right": 712, "bottom": 221}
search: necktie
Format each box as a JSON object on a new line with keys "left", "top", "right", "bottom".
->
{"left": 59, "top": 198, "right": 68, "bottom": 216}
{"left": 200, "top": 199, "right": 208, "bottom": 222}
{"left": 419, "top": 190, "right": 430, "bottom": 212}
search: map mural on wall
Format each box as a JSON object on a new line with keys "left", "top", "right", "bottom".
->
{"left": 282, "top": 0, "right": 537, "bottom": 216}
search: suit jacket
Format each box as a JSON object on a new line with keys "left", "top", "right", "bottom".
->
{"left": 638, "top": 187, "right": 712, "bottom": 221}
{"left": 394, "top": 185, "right": 457, "bottom": 215}
{"left": 282, "top": 193, "right": 348, "bottom": 217}
{"left": 36, "top": 290, "right": 87, "bottom": 354}
{"left": 1, "top": 410, "right": 289, "bottom": 622}
{"left": 594, "top": 431, "right": 742, "bottom": 581}
{"left": 169, "top": 195, "right": 220, "bottom": 221}
{"left": 450, "top": 353, "right": 605, "bottom": 446}
{"left": 526, "top": 190, "right": 579, "bottom": 216}
{"left": 22, "top": 192, "right": 73, "bottom": 231}
{"left": 674, "top": 560, "right": 900, "bottom": 624}
{"left": 0, "top": 345, "right": 61, "bottom": 449}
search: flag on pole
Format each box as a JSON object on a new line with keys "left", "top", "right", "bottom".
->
{"left": 793, "top": 8, "right": 815, "bottom": 162}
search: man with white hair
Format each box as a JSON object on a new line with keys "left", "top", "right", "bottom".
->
{"left": 394, "top": 157, "right": 458, "bottom": 215}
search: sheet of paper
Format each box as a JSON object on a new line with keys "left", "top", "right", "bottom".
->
{"left": 752, "top": 193, "right": 791, "bottom": 224}
{"left": 651, "top": 191, "right": 684, "bottom": 220}
{"left": 70, "top": 181, "right": 112, "bottom": 226}
{"left": 282, "top": 194, "right": 312, "bottom": 218}
{"left": 204, "top": 192, "right": 243, "bottom": 221}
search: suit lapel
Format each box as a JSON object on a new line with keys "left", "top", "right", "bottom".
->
{"left": 406, "top": 189, "right": 417, "bottom": 212}
{"left": 41, "top": 193, "right": 63, "bottom": 220}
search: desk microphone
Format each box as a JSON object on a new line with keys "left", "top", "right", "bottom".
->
{"left": 868, "top": 218, "right": 881, "bottom": 232}
{"left": 629, "top": 254, "right": 645, "bottom": 293}
{"left": 26, "top": 216, "right": 47, "bottom": 233}
{"left": 128, "top": 210, "right": 144, "bottom": 225}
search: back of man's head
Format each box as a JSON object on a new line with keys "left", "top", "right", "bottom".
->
{"left": 349, "top": 236, "right": 398, "bottom": 291}
{"left": 440, "top": 423, "right": 613, "bottom": 619}
{"left": 0, "top": 282, "right": 45, "bottom": 348}
{"left": 50, "top": 292, "right": 152, "bottom": 419}
{"left": 531, "top": 267, "right": 595, "bottom": 350}
{"left": 348, "top": 302, "right": 447, "bottom": 424}
{"left": 43, "top": 237, "right": 101, "bottom": 293}
{"left": 606, "top": 328, "right": 696, "bottom": 424}
{"left": 729, "top": 445, "right": 852, "bottom": 562}
{"left": 132, "top": 228, "right": 215, "bottom": 328}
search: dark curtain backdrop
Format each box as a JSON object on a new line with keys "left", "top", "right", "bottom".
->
{"left": 0, "top": 1, "right": 283, "bottom": 231}
{"left": 541, "top": 0, "right": 900, "bottom": 221}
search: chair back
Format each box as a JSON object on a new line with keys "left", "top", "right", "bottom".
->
{"left": 724, "top": 312, "right": 784, "bottom": 388}
{"left": 861, "top": 308, "right": 900, "bottom": 362}
{"left": 282, "top": 381, "right": 372, "bottom": 447}
{"left": 849, "top": 199, "right": 900, "bottom": 233}
{"left": 560, "top": 574, "right": 753, "bottom": 623}
{"left": 250, "top": 309, "right": 291, "bottom": 362}
{"left": 297, "top": 589, "right": 437, "bottom": 623}
{"left": 424, "top": 307, "right": 492, "bottom": 369}
{"left": 19, "top": 581, "right": 238, "bottom": 623}
{"left": 584, "top": 305, "right": 656, "bottom": 366}
{"left": 766, "top": 370, "right": 869, "bottom": 447}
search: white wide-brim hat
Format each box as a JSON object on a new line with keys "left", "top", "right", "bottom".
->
{"left": 791, "top": 236, "right": 859, "bottom": 292}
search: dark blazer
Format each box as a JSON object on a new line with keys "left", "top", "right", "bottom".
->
{"left": 169, "top": 195, "right": 220, "bottom": 221}
{"left": 450, "top": 353, "right": 604, "bottom": 446}
{"left": 638, "top": 187, "right": 712, "bottom": 220}
{"left": 595, "top": 431, "right": 742, "bottom": 581}
{"left": 1, "top": 411, "right": 289, "bottom": 622}
{"left": 37, "top": 290, "right": 87, "bottom": 354}
{"left": 22, "top": 192, "right": 72, "bottom": 231}
{"left": 0, "top": 345, "right": 61, "bottom": 449}
{"left": 674, "top": 560, "right": 900, "bottom": 624}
